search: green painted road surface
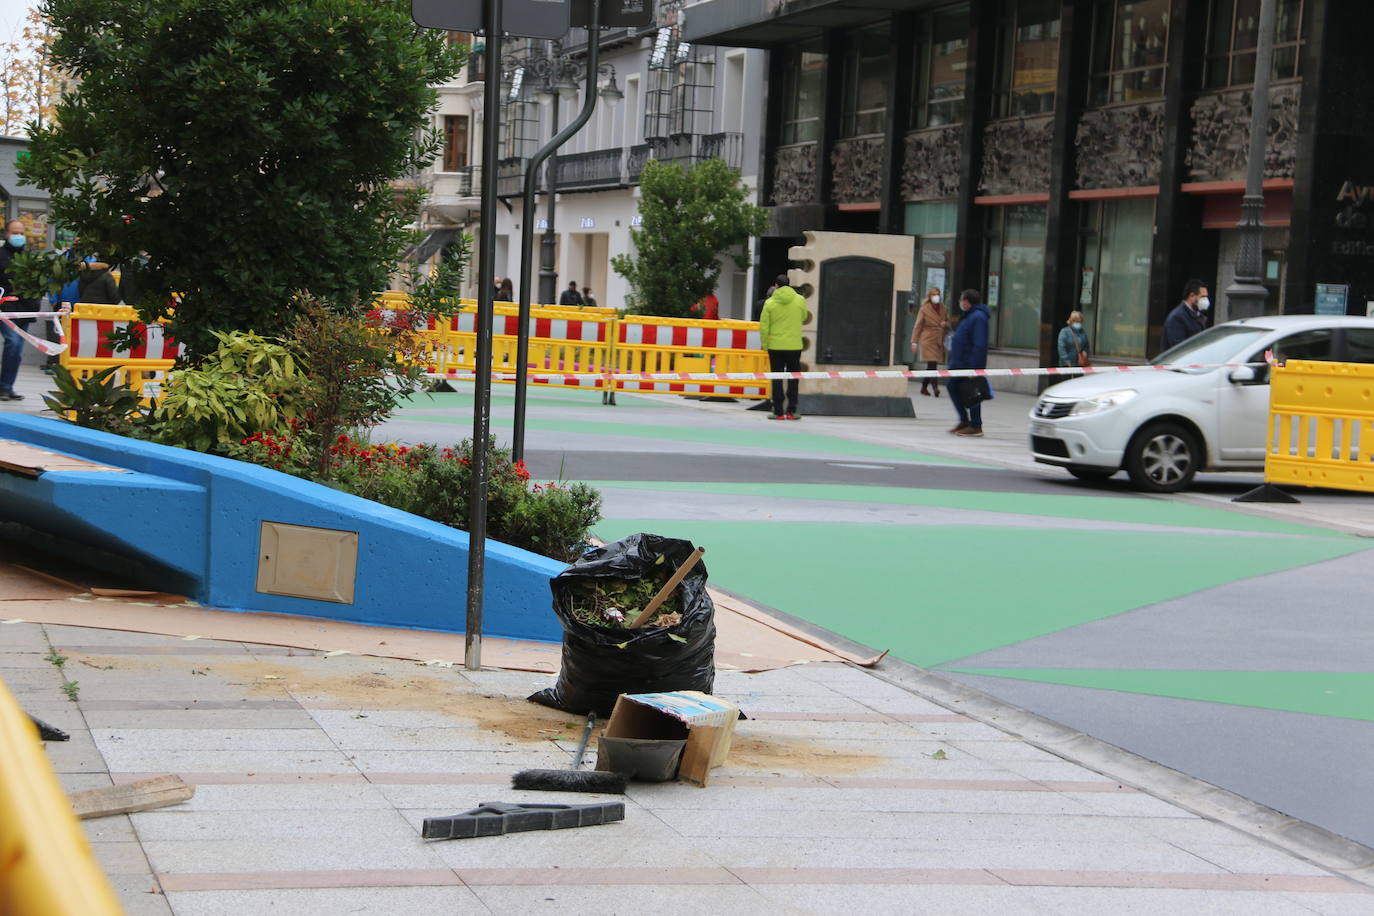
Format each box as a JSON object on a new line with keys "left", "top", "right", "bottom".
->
{"left": 592, "top": 518, "right": 1370, "bottom": 670}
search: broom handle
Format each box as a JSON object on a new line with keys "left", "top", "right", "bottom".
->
{"left": 570, "top": 713, "right": 596, "bottom": 769}
{"left": 628, "top": 547, "right": 705, "bottom": 629}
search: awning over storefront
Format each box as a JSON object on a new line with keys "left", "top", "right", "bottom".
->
{"left": 404, "top": 227, "right": 461, "bottom": 263}
{"left": 1183, "top": 180, "right": 1294, "bottom": 229}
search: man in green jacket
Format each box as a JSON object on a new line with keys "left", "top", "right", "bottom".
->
{"left": 759, "top": 274, "right": 810, "bottom": 420}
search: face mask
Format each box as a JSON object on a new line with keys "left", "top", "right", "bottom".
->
{"left": 7, "top": 235, "right": 24, "bottom": 248}
{"left": 1072, "top": 322, "right": 1083, "bottom": 330}
{"left": 930, "top": 295, "right": 940, "bottom": 304}
{"left": 1197, "top": 297, "right": 1211, "bottom": 311}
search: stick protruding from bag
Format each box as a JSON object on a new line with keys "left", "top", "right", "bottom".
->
{"left": 628, "top": 546, "right": 705, "bottom": 629}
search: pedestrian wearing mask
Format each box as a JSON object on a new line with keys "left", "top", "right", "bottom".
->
{"left": 1057, "top": 311, "right": 1090, "bottom": 369}
{"left": 0, "top": 220, "right": 35, "bottom": 401}
{"left": 1159, "top": 280, "right": 1210, "bottom": 352}
{"left": 911, "top": 287, "right": 948, "bottom": 397}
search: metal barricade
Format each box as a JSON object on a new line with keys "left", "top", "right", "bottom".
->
{"left": 609, "top": 316, "right": 769, "bottom": 400}
{"left": 1264, "top": 359, "right": 1374, "bottom": 492}
{"left": 0, "top": 676, "right": 123, "bottom": 915}
{"left": 425, "top": 306, "right": 614, "bottom": 394}
{"left": 61, "top": 303, "right": 183, "bottom": 401}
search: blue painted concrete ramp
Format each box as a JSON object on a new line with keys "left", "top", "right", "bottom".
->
{"left": 0, "top": 415, "right": 564, "bottom": 643}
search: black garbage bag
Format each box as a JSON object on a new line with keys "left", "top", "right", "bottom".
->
{"left": 529, "top": 533, "right": 715, "bottom": 717}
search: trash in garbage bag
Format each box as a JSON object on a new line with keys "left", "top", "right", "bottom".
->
{"left": 529, "top": 533, "right": 715, "bottom": 717}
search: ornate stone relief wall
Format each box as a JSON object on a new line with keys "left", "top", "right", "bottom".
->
{"left": 902, "top": 127, "right": 961, "bottom": 201}
{"left": 830, "top": 135, "right": 886, "bottom": 203}
{"left": 771, "top": 143, "right": 818, "bottom": 206}
{"left": 1186, "top": 84, "right": 1300, "bottom": 182}
{"left": 1074, "top": 103, "right": 1165, "bottom": 189}
{"left": 980, "top": 117, "right": 1054, "bottom": 196}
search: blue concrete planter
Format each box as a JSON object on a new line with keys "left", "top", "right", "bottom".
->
{"left": 0, "top": 414, "right": 565, "bottom": 643}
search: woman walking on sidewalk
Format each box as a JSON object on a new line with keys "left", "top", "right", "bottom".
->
{"left": 911, "top": 287, "right": 947, "bottom": 397}
{"left": 1057, "top": 311, "right": 1090, "bottom": 369}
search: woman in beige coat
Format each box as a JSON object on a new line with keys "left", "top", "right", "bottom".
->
{"left": 911, "top": 287, "right": 948, "bottom": 396}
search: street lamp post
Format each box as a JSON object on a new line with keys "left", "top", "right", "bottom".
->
{"left": 506, "top": 43, "right": 623, "bottom": 307}
{"left": 504, "top": 18, "right": 623, "bottom": 461}
{"left": 1225, "top": 0, "right": 1278, "bottom": 320}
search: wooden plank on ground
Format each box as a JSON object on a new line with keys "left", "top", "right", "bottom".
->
{"left": 70, "top": 775, "right": 194, "bottom": 819}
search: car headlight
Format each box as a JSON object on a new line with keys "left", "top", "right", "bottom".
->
{"left": 1069, "top": 389, "right": 1138, "bottom": 417}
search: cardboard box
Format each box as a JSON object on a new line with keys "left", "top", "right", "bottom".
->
{"left": 596, "top": 691, "right": 739, "bottom": 787}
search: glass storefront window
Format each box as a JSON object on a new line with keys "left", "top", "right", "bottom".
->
{"left": 840, "top": 26, "right": 889, "bottom": 137}
{"left": 1204, "top": 0, "right": 1306, "bottom": 89}
{"left": 781, "top": 46, "right": 826, "bottom": 145}
{"left": 905, "top": 203, "right": 957, "bottom": 341}
{"left": 994, "top": 0, "right": 1061, "bottom": 118}
{"left": 913, "top": 5, "right": 970, "bottom": 129}
{"left": 985, "top": 204, "right": 1046, "bottom": 350}
{"left": 1079, "top": 197, "right": 1156, "bottom": 358}
{"left": 1088, "top": 0, "right": 1170, "bottom": 106}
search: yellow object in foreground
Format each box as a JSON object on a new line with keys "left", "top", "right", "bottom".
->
{"left": 0, "top": 675, "right": 123, "bottom": 915}
{"left": 1265, "top": 359, "right": 1374, "bottom": 493}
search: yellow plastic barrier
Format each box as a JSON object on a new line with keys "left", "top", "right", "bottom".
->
{"left": 423, "top": 306, "right": 615, "bottom": 394}
{"left": 1264, "top": 359, "right": 1374, "bottom": 492}
{"left": 60, "top": 303, "right": 180, "bottom": 403}
{"left": 0, "top": 676, "right": 123, "bottom": 915}
{"left": 609, "top": 316, "right": 769, "bottom": 400}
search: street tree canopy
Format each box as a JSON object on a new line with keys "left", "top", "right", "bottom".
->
{"left": 612, "top": 158, "right": 767, "bottom": 318}
{"left": 22, "top": 0, "right": 465, "bottom": 355}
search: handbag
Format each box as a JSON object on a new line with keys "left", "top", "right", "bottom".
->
{"left": 1077, "top": 347, "right": 1091, "bottom": 368}
{"left": 958, "top": 377, "right": 991, "bottom": 408}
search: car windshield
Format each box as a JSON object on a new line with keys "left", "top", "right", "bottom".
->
{"left": 1151, "top": 325, "right": 1272, "bottom": 372}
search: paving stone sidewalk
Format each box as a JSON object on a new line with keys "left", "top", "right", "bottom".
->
{"left": 6, "top": 621, "right": 1372, "bottom": 915}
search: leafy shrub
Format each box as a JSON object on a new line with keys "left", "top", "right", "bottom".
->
{"left": 41, "top": 364, "right": 147, "bottom": 434}
{"left": 153, "top": 331, "right": 305, "bottom": 452}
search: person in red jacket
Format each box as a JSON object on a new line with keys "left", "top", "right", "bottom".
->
{"left": 690, "top": 291, "right": 719, "bottom": 320}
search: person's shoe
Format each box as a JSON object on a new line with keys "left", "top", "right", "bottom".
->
{"left": 920, "top": 388, "right": 931, "bottom": 396}
{"left": 947, "top": 422, "right": 968, "bottom": 434}
{"left": 955, "top": 426, "right": 984, "bottom": 437}
{"left": 0, "top": 389, "right": 22, "bottom": 401}
{"left": 933, "top": 387, "right": 941, "bottom": 398}
{"left": 784, "top": 413, "right": 800, "bottom": 420}
{"left": 768, "top": 413, "right": 785, "bottom": 420}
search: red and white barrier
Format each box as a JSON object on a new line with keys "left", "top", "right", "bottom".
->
{"left": 425, "top": 361, "right": 1265, "bottom": 385}
{"left": 0, "top": 307, "right": 69, "bottom": 357}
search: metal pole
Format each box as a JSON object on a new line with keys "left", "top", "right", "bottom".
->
{"left": 512, "top": 1, "right": 604, "bottom": 462}
{"left": 1224, "top": 0, "right": 1277, "bottom": 320}
{"left": 465, "top": 0, "right": 503, "bottom": 671}
{"left": 538, "top": 93, "right": 561, "bottom": 307}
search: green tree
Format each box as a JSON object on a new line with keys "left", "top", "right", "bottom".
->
{"left": 21, "top": 0, "right": 465, "bottom": 355}
{"left": 611, "top": 158, "right": 768, "bottom": 318}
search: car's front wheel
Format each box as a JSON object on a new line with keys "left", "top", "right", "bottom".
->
{"left": 1125, "top": 421, "right": 1200, "bottom": 492}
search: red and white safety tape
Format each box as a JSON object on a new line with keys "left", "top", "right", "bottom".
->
{"left": 423, "top": 361, "right": 1266, "bottom": 385}
{"left": 0, "top": 304, "right": 69, "bottom": 357}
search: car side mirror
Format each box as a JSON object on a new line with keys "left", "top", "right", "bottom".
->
{"left": 1228, "top": 366, "right": 1258, "bottom": 384}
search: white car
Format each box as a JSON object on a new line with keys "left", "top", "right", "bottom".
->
{"left": 1028, "top": 315, "right": 1374, "bottom": 492}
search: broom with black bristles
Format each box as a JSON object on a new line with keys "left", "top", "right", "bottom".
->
{"left": 512, "top": 714, "right": 627, "bottom": 794}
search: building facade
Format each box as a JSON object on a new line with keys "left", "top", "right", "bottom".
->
{"left": 683, "top": 0, "right": 1374, "bottom": 376}
{"left": 414, "top": 10, "right": 768, "bottom": 318}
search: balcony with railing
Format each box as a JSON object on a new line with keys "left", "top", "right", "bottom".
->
{"left": 428, "top": 166, "right": 482, "bottom": 216}
{"left": 627, "top": 143, "right": 654, "bottom": 184}
{"left": 552, "top": 148, "right": 625, "bottom": 190}
{"left": 640, "top": 132, "right": 745, "bottom": 173}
